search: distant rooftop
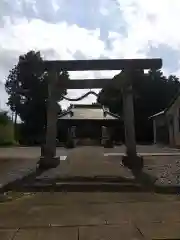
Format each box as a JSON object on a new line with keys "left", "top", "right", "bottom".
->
{"left": 148, "top": 110, "right": 166, "bottom": 119}
{"left": 58, "top": 104, "right": 120, "bottom": 120}
{"left": 149, "top": 89, "right": 180, "bottom": 120}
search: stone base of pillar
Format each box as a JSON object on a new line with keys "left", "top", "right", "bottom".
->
{"left": 122, "top": 155, "right": 144, "bottom": 171}
{"left": 103, "top": 139, "right": 114, "bottom": 148}
{"left": 65, "top": 139, "right": 75, "bottom": 148}
{"left": 37, "top": 156, "right": 60, "bottom": 170}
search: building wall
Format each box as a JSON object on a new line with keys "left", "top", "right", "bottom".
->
{"left": 57, "top": 119, "right": 123, "bottom": 144}
{"left": 154, "top": 115, "right": 169, "bottom": 144}
{"left": 166, "top": 95, "right": 180, "bottom": 147}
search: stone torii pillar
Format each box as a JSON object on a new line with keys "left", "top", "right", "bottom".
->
{"left": 101, "top": 126, "right": 108, "bottom": 145}
{"left": 38, "top": 70, "right": 60, "bottom": 169}
{"left": 122, "top": 85, "right": 137, "bottom": 156}
{"left": 37, "top": 58, "right": 162, "bottom": 170}
{"left": 120, "top": 70, "right": 143, "bottom": 171}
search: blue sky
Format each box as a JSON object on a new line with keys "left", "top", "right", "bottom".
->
{"left": 0, "top": 0, "right": 180, "bottom": 110}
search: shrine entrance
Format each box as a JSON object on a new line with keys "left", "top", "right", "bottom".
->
{"left": 57, "top": 103, "right": 121, "bottom": 148}
{"left": 38, "top": 58, "right": 162, "bottom": 174}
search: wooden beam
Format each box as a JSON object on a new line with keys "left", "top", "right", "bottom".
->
{"left": 43, "top": 58, "right": 162, "bottom": 71}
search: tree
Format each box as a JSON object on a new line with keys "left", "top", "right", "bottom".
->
{"left": 0, "top": 111, "right": 11, "bottom": 125}
{"left": 5, "top": 50, "right": 69, "bottom": 145}
{"left": 0, "top": 111, "right": 14, "bottom": 146}
{"left": 97, "top": 69, "right": 180, "bottom": 142}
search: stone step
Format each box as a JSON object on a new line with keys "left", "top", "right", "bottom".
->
{"left": 35, "top": 176, "right": 135, "bottom": 183}
{"left": 5, "top": 179, "right": 180, "bottom": 194}
{"left": 12, "top": 181, "right": 147, "bottom": 193}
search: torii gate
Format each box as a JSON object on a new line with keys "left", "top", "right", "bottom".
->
{"left": 38, "top": 58, "right": 162, "bottom": 172}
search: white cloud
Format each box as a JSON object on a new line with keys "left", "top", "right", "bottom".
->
{"left": 0, "top": 82, "right": 8, "bottom": 111}
{"left": 1, "top": 0, "right": 180, "bottom": 112}
{"left": 0, "top": 17, "right": 107, "bottom": 109}
{"left": 1, "top": 18, "right": 105, "bottom": 59}
{"left": 116, "top": 0, "right": 180, "bottom": 51}
{"left": 102, "top": 0, "right": 180, "bottom": 74}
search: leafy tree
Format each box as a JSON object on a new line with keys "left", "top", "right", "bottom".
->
{"left": 0, "top": 111, "right": 14, "bottom": 146}
{"left": 5, "top": 50, "right": 69, "bottom": 145}
{"left": 97, "top": 69, "right": 180, "bottom": 142}
{"left": 0, "top": 111, "right": 11, "bottom": 125}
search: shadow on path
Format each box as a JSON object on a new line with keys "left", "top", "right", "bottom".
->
{"left": 1, "top": 167, "right": 179, "bottom": 195}
{"left": 0, "top": 167, "right": 45, "bottom": 193}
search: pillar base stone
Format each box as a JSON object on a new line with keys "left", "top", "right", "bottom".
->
{"left": 37, "top": 156, "right": 60, "bottom": 170}
{"left": 122, "top": 155, "right": 144, "bottom": 171}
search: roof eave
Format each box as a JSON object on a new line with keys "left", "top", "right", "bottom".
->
{"left": 58, "top": 110, "right": 73, "bottom": 119}
{"left": 148, "top": 110, "right": 166, "bottom": 120}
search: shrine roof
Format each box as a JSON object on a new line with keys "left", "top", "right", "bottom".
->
{"left": 58, "top": 104, "right": 120, "bottom": 120}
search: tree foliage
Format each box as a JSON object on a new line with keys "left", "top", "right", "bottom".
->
{"left": 0, "top": 111, "right": 11, "bottom": 125}
{"left": 5, "top": 50, "right": 69, "bottom": 144}
{"left": 97, "top": 69, "right": 180, "bottom": 142}
{"left": 0, "top": 111, "right": 14, "bottom": 146}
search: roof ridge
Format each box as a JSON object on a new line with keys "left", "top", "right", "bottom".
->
{"left": 72, "top": 104, "right": 102, "bottom": 109}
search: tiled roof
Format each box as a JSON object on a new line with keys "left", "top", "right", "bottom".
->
{"left": 58, "top": 104, "right": 120, "bottom": 120}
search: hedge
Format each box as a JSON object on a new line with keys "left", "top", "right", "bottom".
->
{"left": 0, "top": 112, "right": 15, "bottom": 146}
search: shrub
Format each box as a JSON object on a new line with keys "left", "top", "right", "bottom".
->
{"left": 0, "top": 111, "right": 10, "bottom": 125}
{"left": 0, "top": 111, "right": 15, "bottom": 146}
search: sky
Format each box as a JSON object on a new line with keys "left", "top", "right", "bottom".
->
{"left": 1, "top": 0, "right": 180, "bottom": 112}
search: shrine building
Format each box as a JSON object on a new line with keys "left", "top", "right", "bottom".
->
{"left": 57, "top": 103, "right": 122, "bottom": 146}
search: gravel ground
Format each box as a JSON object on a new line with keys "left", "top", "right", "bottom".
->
{"left": 144, "top": 156, "right": 180, "bottom": 186}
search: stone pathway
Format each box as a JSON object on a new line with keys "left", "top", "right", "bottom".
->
{"left": 104, "top": 152, "right": 180, "bottom": 156}
{"left": 0, "top": 158, "right": 37, "bottom": 188}
{"left": 0, "top": 146, "right": 180, "bottom": 239}
{"left": 1, "top": 147, "right": 180, "bottom": 193}
{"left": 0, "top": 145, "right": 180, "bottom": 159}
{"left": 0, "top": 192, "right": 180, "bottom": 239}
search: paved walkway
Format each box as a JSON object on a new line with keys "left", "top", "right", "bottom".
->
{"left": 0, "top": 146, "right": 180, "bottom": 239}
{"left": 104, "top": 152, "right": 180, "bottom": 156}
{"left": 0, "top": 192, "right": 180, "bottom": 239}
{"left": 1, "top": 146, "right": 180, "bottom": 190}
{"left": 0, "top": 145, "right": 180, "bottom": 159}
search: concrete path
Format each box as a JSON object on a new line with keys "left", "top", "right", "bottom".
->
{"left": 0, "top": 145, "right": 180, "bottom": 159}
{"left": 104, "top": 152, "right": 180, "bottom": 156}
{"left": 1, "top": 146, "right": 180, "bottom": 190}
{"left": 0, "top": 192, "right": 180, "bottom": 239}
{"left": 0, "top": 158, "right": 37, "bottom": 188}
{"left": 0, "top": 147, "right": 68, "bottom": 159}
{"left": 0, "top": 147, "right": 68, "bottom": 189}
{"left": 0, "top": 146, "right": 180, "bottom": 239}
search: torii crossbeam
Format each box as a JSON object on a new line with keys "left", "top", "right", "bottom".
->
{"left": 37, "top": 58, "right": 162, "bottom": 172}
